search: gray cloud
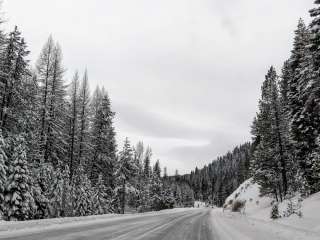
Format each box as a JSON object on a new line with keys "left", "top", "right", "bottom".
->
{"left": 114, "top": 101, "right": 219, "bottom": 140}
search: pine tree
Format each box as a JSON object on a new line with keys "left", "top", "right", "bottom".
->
{"left": 71, "top": 165, "right": 93, "bottom": 216}
{"left": 153, "top": 160, "right": 161, "bottom": 178}
{"left": 44, "top": 43, "right": 67, "bottom": 165}
{"left": 149, "top": 172, "right": 163, "bottom": 210}
{"left": 22, "top": 73, "right": 41, "bottom": 164}
{"left": 49, "top": 166, "right": 71, "bottom": 217}
{"left": 31, "top": 162, "right": 56, "bottom": 218}
{"left": 0, "top": 131, "right": 7, "bottom": 214}
{"left": 92, "top": 174, "right": 113, "bottom": 214}
{"left": 4, "top": 135, "right": 34, "bottom": 220}
{"left": 251, "top": 67, "right": 288, "bottom": 201}
{"left": 77, "top": 69, "right": 91, "bottom": 166}
{"left": 133, "top": 141, "right": 144, "bottom": 211}
{"left": 0, "top": 26, "right": 30, "bottom": 134}
{"left": 310, "top": 137, "right": 320, "bottom": 191}
{"left": 67, "top": 71, "right": 80, "bottom": 179}
{"left": 90, "top": 88, "right": 117, "bottom": 187}
{"left": 143, "top": 147, "right": 152, "bottom": 179}
{"left": 37, "top": 38, "right": 67, "bottom": 166}
{"left": 116, "top": 138, "right": 138, "bottom": 214}
{"left": 36, "top": 36, "right": 55, "bottom": 161}
{"left": 293, "top": 2, "right": 320, "bottom": 193}
{"left": 285, "top": 19, "right": 315, "bottom": 194}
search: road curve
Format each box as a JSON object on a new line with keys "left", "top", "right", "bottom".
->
{"left": 0, "top": 209, "right": 214, "bottom": 240}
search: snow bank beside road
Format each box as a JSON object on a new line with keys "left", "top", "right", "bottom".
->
{"left": 225, "top": 178, "right": 273, "bottom": 217}
{"left": 210, "top": 209, "right": 320, "bottom": 240}
{"left": 224, "top": 178, "right": 320, "bottom": 234}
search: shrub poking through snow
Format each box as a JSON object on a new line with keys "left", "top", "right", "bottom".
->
{"left": 231, "top": 199, "right": 246, "bottom": 212}
{"left": 284, "top": 198, "right": 303, "bottom": 218}
{"left": 271, "top": 203, "right": 280, "bottom": 219}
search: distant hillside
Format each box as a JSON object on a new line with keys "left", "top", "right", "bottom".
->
{"left": 174, "top": 142, "right": 253, "bottom": 206}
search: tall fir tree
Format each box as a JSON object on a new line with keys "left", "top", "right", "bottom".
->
{"left": 153, "top": 160, "right": 161, "bottom": 178}
{"left": 36, "top": 37, "right": 67, "bottom": 166}
{"left": 90, "top": 88, "right": 117, "bottom": 187}
{"left": 4, "top": 135, "right": 34, "bottom": 220}
{"left": 36, "top": 36, "right": 55, "bottom": 160}
{"left": 44, "top": 43, "right": 67, "bottom": 165}
{"left": 251, "top": 67, "right": 288, "bottom": 201}
{"left": 77, "top": 69, "right": 91, "bottom": 166}
{"left": 0, "top": 26, "right": 30, "bottom": 134}
{"left": 116, "top": 138, "right": 138, "bottom": 214}
{"left": 67, "top": 71, "right": 80, "bottom": 179}
{"left": 143, "top": 147, "right": 152, "bottom": 179}
{"left": 294, "top": 1, "right": 320, "bottom": 193}
{"left": 71, "top": 165, "right": 93, "bottom": 216}
{"left": 0, "top": 131, "right": 7, "bottom": 214}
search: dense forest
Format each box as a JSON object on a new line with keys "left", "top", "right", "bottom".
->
{"left": 0, "top": 20, "right": 195, "bottom": 220}
{"left": 177, "top": 143, "right": 252, "bottom": 207}
{"left": 1, "top": 1, "right": 320, "bottom": 222}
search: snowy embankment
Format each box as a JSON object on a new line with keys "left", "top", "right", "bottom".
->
{"left": 223, "top": 178, "right": 320, "bottom": 236}
{"left": 0, "top": 208, "right": 192, "bottom": 236}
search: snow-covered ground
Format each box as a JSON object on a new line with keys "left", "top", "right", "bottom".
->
{"left": 222, "top": 178, "right": 320, "bottom": 239}
{"left": 210, "top": 209, "right": 319, "bottom": 240}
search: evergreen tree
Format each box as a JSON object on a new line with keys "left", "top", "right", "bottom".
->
{"left": 0, "top": 131, "right": 7, "bottom": 214}
{"left": 92, "top": 174, "right": 113, "bottom": 214}
{"left": 49, "top": 166, "right": 71, "bottom": 217}
{"left": 77, "top": 69, "right": 91, "bottom": 166}
{"left": 0, "top": 26, "right": 30, "bottom": 134}
{"left": 67, "top": 71, "right": 80, "bottom": 178}
{"left": 143, "top": 147, "right": 152, "bottom": 179}
{"left": 4, "top": 136, "right": 34, "bottom": 220}
{"left": 90, "top": 88, "right": 117, "bottom": 187}
{"left": 149, "top": 172, "right": 163, "bottom": 210}
{"left": 293, "top": 2, "right": 320, "bottom": 193}
{"left": 71, "top": 165, "right": 93, "bottom": 216}
{"left": 153, "top": 160, "right": 161, "bottom": 178}
{"left": 251, "top": 67, "right": 288, "bottom": 201}
{"left": 44, "top": 43, "right": 67, "bottom": 165}
{"left": 37, "top": 38, "right": 67, "bottom": 166}
{"left": 116, "top": 138, "right": 138, "bottom": 214}
{"left": 36, "top": 36, "right": 55, "bottom": 161}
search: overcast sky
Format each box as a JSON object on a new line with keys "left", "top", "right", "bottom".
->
{"left": 2, "top": 0, "right": 314, "bottom": 174}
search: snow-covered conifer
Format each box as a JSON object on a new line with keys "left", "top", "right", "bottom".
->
{"left": 90, "top": 88, "right": 117, "bottom": 186}
{"left": 77, "top": 69, "right": 91, "bottom": 166}
{"left": 0, "top": 131, "right": 7, "bottom": 214}
{"left": 4, "top": 135, "right": 34, "bottom": 220}
{"left": 71, "top": 165, "right": 93, "bottom": 216}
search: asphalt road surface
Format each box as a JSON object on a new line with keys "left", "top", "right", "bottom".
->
{"left": 0, "top": 209, "right": 214, "bottom": 240}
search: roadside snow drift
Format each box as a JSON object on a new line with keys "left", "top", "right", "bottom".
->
{"left": 224, "top": 178, "right": 320, "bottom": 234}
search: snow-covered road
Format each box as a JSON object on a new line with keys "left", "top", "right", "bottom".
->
{"left": 0, "top": 209, "right": 213, "bottom": 240}
{"left": 0, "top": 208, "right": 319, "bottom": 240}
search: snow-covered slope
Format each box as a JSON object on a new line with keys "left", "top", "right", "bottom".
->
{"left": 224, "top": 178, "right": 320, "bottom": 234}
{"left": 225, "top": 178, "right": 273, "bottom": 217}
